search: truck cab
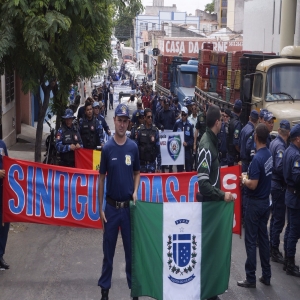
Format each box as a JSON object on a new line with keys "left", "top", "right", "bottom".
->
{"left": 244, "top": 46, "right": 300, "bottom": 130}
{"left": 173, "top": 60, "right": 198, "bottom": 104}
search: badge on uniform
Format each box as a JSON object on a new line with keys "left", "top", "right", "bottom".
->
{"left": 125, "top": 155, "right": 131, "bottom": 166}
{"left": 234, "top": 129, "right": 239, "bottom": 139}
{"left": 201, "top": 161, "right": 208, "bottom": 168}
{"left": 277, "top": 150, "right": 283, "bottom": 158}
{"left": 200, "top": 116, "right": 203, "bottom": 122}
{"left": 294, "top": 161, "right": 300, "bottom": 167}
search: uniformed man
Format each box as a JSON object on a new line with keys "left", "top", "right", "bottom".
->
{"left": 56, "top": 108, "right": 83, "bottom": 167}
{"left": 136, "top": 108, "right": 161, "bottom": 173}
{"left": 246, "top": 111, "right": 275, "bottom": 160}
{"left": 173, "top": 106, "right": 194, "bottom": 172}
{"left": 79, "top": 103, "right": 104, "bottom": 149}
{"left": 98, "top": 104, "right": 140, "bottom": 300}
{"left": 130, "top": 110, "right": 144, "bottom": 143}
{"left": 238, "top": 110, "right": 259, "bottom": 219}
{"left": 0, "top": 140, "right": 9, "bottom": 270}
{"left": 238, "top": 123, "right": 273, "bottom": 288}
{"left": 282, "top": 123, "right": 300, "bottom": 277}
{"left": 227, "top": 99, "right": 242, "bottom": 166}
{"left": 130, "top": 99, "right": 143, "bottom": 130}
{"left": 93, "top": 102, "right": 111, "bottom": 138}
{"left": 218, "top": 108, "right": 231, "bottom": 166}
{"left": 269, "top": 120, "right": 290, "bottom": 265}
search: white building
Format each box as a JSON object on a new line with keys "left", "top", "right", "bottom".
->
{"left": 243, "top": 0, "right": 300, "bottom": 54}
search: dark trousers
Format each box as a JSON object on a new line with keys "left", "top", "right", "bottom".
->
{"left": 104, "top": 98, "right": 108, "bottom": 116}
{"left": 241, "top": 162, "right": 250, "bottom": 219}
{"left": 98, "top": 204, "right": 131, "bottom": 290}
{"left": 140, "top": 162, "right": 156, "bottom": 173}
{"left": 285, "top": 207, "right": 300, "bottom": 257}
{"left": 0, "top": 206, "right": 10, "bottom": 257}
{"left": 244, "top": 198, "right": 271, "bottom": 283}
{"left": 109, "top": 94, "right": 113, "bottom": 109}
{"left": 177, "top": 151, "right": 193, "bottom": 172}
{"left": 284, "top": 208, "right": 291, "bottom": 254}
{"left": 270, "top": 188, "right": 286, "bottom": 248}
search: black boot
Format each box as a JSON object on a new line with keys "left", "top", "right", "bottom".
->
{"left": 101, "top": 289, "right": 109, "bottom": 300}
{"left": 286, "top": 257, "right": 300, "bottom": 277}
{"left": 271, "top": 247, "right": 284, "bottom": 264}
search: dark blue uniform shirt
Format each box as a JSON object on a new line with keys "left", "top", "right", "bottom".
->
{"left": 246, "top": 132, "right": 272, "bottom": 160}
{"left": 218, "top": 122, "right": 228, "bottom": 155}
{"left": 100, "top": 138, "right": 140, "bottom": 202}
{"left": 239, "top": 121, "right": 255, "bottom": 162}
{"left": 173, "top": 119, "right": 194, "bottom": 151}
{"left": 247, "top": 147, "right": 273, "bottom": 199}
{"left": 283, "top": 143, "right": 300, "bottom": 209}
{"left": 269, "top": 135, "right": 287, "bottom": 189}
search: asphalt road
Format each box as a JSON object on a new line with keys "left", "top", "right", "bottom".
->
{"left": 1, "top": 94, "right": 300, "bottom": 300}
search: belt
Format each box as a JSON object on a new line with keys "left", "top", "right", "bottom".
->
{"left": 140, "top": 160, "right": 155, "bottom": 165}
{"left": 272, "top": 179, "right": 286, "bottom": 190}
{"left": 106, "top": 196, "right": 130, "bottom": 209}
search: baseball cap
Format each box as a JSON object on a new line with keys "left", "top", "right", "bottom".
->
{"left": 290, "top": 124, "right": 300, "bottom": 139}
{"left": 279, "top": 119, "right": 291, "bottom": 130}
{"left": 259, "top": 109, "right": 268, "bottom": 118}
{"left": 62, "top": 108, "right": 76, "bottom": 119}
{"left": 93, "top": 101, "right": 100, "bottom": 108}
{"left": 164, "top": 98, "right": 170, "bottom": 105}
{"left": 234, "top": 99, "right": 242, "bottom": 109}
{"left": 181, "top": 107, "right": 188, "bottom": 114}
{"left": 138, "top": 110, "right": 145, "bottom": 117}
{"left": 264, "top": 112, "right": 276, "bottom": 122}
{"left": 224, "top": 108, "right": 232, "bottom": 117}
{"left": 115, "top": 104, "right": 130, "bottom": 118}
{"left": 250, "top": 110, "right": 259, "bottom": 121}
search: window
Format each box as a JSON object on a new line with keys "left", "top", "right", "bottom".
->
{"left": 5, "top": 71, "right": 14, "bottom": 104}
{"left": 253, "top": 73, "right": 263, "bottom": 98}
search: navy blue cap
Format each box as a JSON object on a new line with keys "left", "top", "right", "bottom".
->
{"left": 290, "top": 124, "right": 300, "bottom": 139}
{"left": 234, "top": 99, "right": 242, "bottom": 109}
{"left": 280, "top": 119, "right": 290, "bottom": 130}
{"left": 259, "top": 109, "right": 268, "bottom": 118}
{"left": 138, "top": 110, "right": 144, "bottom": 117}
{"left": 62, "top": 108, "right": 75, "bottom": 119}
{"left": 264, "top": 112, "right": 276, "bottom": 122}
{"left": 164, "top": 98, "right": 170, "bottom": 105}
{"left": 224, "top": 108, "right": 232, "bottom": 117}
{"left": 250, "top": 110, "right": 259, "bottom": 121}
{"left": 115, "top": 103, "right": 130, "bottom": 118}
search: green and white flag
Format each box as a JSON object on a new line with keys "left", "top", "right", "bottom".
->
{"left": 131, "top": 201, "right": 234, "bottom": 300}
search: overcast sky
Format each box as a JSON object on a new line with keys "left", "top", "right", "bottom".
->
{"left": 141, "top": 0, "right": 212, "bottom": 15}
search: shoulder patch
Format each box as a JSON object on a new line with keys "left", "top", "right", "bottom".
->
{"left": 277, "top": 150, "right": 284, "bottom": 158}
{"left": 294, "top": 161, "right": 300, "bottom": 167}
{"left": 234, "top": 129, "right": 239, "bottom": 139}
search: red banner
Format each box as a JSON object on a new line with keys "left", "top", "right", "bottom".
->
{"left": 3, "top": 157, "right": 241, "bottom": 234}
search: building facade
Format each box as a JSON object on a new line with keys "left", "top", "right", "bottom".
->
{"left": 243, "top": 0, "right": 300, "bottom": 54}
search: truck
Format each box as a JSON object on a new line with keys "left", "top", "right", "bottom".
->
{"left": 194, "top": 46, "right": 300, "bottom": 131}
{"left": 155, "top": 57, "right": 198, "bottom": 104}
{"left": 121, "top": 47, "right": 134, "bottom": 63}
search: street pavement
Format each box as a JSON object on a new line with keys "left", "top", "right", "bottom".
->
{"left": 1, "top": 102, "right": 300, "bottom": 300}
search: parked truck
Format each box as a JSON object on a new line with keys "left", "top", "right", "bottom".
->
{"left": 194, "top": 46, "right": 300, "bottom": 131}
{"left": 155, "top": 56, "right": 198, "bottom": 103}
{"left": 121, "top": 47, "right": 134, "bottom": 63}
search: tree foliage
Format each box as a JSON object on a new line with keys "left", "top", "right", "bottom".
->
{"left": 0, "top": 0, "right": 130, "bottom": 162}
{"left": 115, "top": 0, "right": 144, "bottom": 41}
{"left": 205, "top": 0, "right": 215, "bottom": 13}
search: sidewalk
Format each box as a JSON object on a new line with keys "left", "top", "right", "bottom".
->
{"left": 8, "top": 123, "right": 48, "bottom": 162}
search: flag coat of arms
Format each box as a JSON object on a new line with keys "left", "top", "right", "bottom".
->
{"left": 131, "top": 201, "right": 234, "bottom": 300}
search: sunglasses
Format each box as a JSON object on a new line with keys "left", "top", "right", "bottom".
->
{"left": 146, "top": 115, "right": 153, "bottom": 119}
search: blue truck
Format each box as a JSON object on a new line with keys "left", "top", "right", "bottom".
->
{"left": 155, "top": 59, "right": 198, "bottom": 104}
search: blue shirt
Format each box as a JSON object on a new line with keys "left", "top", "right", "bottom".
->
{"left": 247, "top": 147, "right": 273, "bottom": 199}
{"left": 100, "top": 138, "right": 140, "bottom": 202}
{"left": 269, "top": 135, "right": 287, "bottom": 189}
{"left": 173, "top": 119, "right": 194, "bottom": 150}
{"left": 217, "top": 122, "right": 228, "bottom": 154}
{"left": 239, "top": 121, "right": 255, "bottom": 161}
{"left": 283, "top": 143, "right": 300, "bottom": 209}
